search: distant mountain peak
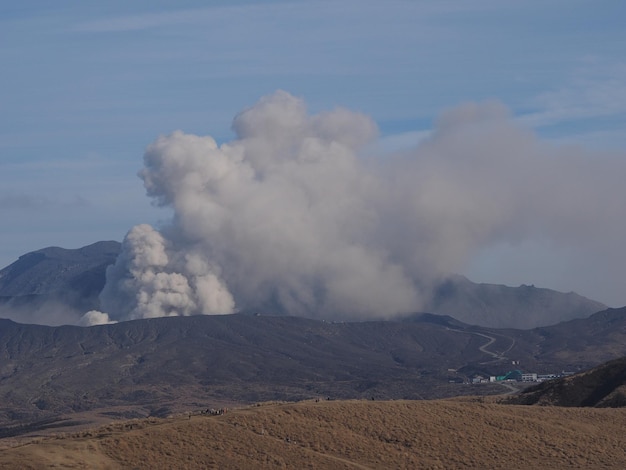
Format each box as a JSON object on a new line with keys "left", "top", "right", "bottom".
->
{"left": 0, "top": 242, "right": 121, "bottom": 321}
{"left": 427, "top": 275, "right": 606, "bottom": 329}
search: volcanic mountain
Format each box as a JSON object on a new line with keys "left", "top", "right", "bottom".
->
{"left": 0, "top": 242, "right": 606, "bottom": 328}
{"left": 0, "top": 242, "right": 622, "bottom": 434}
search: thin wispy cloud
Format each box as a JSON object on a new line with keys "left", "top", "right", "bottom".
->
{"left": 70, "top": 1, "right": 497, "bottom": 35}
{"left": 72, "top": 7, "right": 212, "bottom": 33}
{"left": 0, "top": 194, "right": 50, "bottom": 211}
{"left": 521, "top": 61, "right": 626, "bottom": 129}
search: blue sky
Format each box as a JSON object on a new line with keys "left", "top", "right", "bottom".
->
{"left": 1, "top": 1, "right": 626, "bottom": 306}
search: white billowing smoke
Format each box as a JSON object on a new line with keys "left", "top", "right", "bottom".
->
{"left": 98, "top": 223, "right": 235, "bottom": 321}
{"left": 85, "top": 91, "right": 626, "bottom": 324}
{"left": 79, "top": 310, "right": 117, "bottom": 327}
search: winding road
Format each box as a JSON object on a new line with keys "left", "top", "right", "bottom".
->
{"left": 446, "top": 327, "right": 520, "bottom": 393}
{"left": 446, "top": 327, "right": 516, "bottom": 362}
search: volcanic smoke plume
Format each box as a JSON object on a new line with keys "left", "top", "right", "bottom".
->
{"left": 83, "top": 91, "right": 626, "bottom": 325}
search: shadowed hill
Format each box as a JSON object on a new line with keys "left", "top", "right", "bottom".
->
{"left": 502, "top": 307, "right": 626, "bottom": 370}
{"left": 507, "top": 356, "right": 626, "bottom": 407}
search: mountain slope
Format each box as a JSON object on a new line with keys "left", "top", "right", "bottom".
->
{"left": 0, "top": 314, "right": 494, "bottom": 424}
{"left": 428, "top": 274, "right": 606, "bottom": 328}
{"left": 505, "top": 307, "right": 626, "bottom": 369}
{"left": 1, "top": 309, "right": 625, "bottom": 427}
{"left": 2, "top": 400, "right": 626, "bottom": 469}
{"left": 0, "top": 241, "right": 120, "bottom": 323}
{"left": 507, "top": 356, "right": 626, "bottom": 407}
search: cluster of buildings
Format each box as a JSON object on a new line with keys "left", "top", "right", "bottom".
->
{"left": 519, "top": 372, "right": 559, "bottom": 382}
{"left": 470, "top": 370, "right": 572, "bottom": 384}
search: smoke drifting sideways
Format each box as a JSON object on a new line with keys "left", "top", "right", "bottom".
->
{"left": 81, "top": 91, "right": 626, "bottom": 326}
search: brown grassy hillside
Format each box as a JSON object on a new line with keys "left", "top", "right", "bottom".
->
{"left": 1, "top": 399, "right": 625, "bottom": 469}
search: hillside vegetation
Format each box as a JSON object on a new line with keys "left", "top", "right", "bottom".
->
{"left": 1, "top": 399, "right": 625, "bottom": 469}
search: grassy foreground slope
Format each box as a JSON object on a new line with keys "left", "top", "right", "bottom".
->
{"left": 1, "top": 399, "right": 625, "bottom": 469}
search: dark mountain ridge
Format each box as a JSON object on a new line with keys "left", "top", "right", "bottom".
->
{"left": 0, "top": 307, "right": 625, "bottom": 427}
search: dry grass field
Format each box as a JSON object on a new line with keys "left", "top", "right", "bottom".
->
{"left": 1, "top": 398, "right": 625, "bottom": 469}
